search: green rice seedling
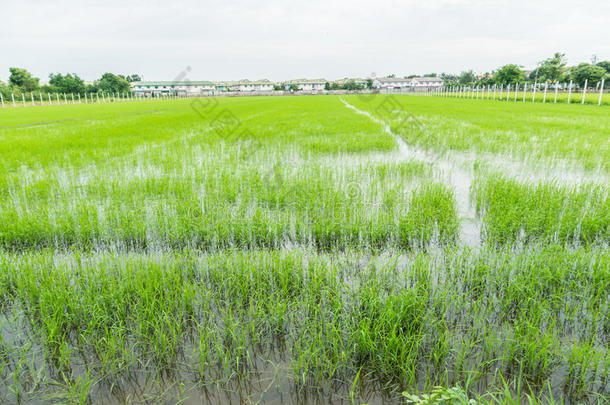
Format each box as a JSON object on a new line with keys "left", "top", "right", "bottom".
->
{"left": 0, "top": 95, "right": 608, "bottom": 403}
{"left": 474, "top": 174, "right": 609, "bottom": 246}
{"left": 346, "top": 94, "right": 610, "bottom": 171}
{"left": 399, "top": 183, "right": 460, "bottom": 248}
{"left": 505, "top": 318, "right": 561, "bottom": 387}
{"left": 0, "top": 248, "right": 606, "bottom": 402}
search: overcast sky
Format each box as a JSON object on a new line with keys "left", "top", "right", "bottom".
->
{"left": 1, "top": 0, "right": 609, "bottom": 83}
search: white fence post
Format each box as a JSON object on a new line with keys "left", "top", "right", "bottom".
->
{"left": 543, "top": 82, "right": 548, "bottom": 103}
{"left": 78, "top": 93, "right": 81, "bottom": 104}
{"left": 22, "top": 93, "right": 26, "bottom": 107}
{"left": 532, "top": 83, "right": 537, "bottom": 102}
{"left": 48, "top": 93, "right": 52, "bottom": 104}
{"left": 39, "top": 93, "right": 43, "bottom": 105}
{"left": 554, "top": 83, "right": 558, "bottom": 103}
{"left": 31, "top": 92, "right": 35, "bottom": 106}
{"left": 0, "top": 93, "right": 4, "bottom": 108}
{"left": 567, "top": 80, "right": 573, "bottom": 104}
{"left": 71, "top": 93, "right": 75, "bottom": 104}
{"left": 599, "top": 79, "right": 605, "bottom": 106}
{"left": 581, "top": 79, "right": 587, "bottom": 105}
{"left": 12, "top": 93, "right": 16, "bottom": 107}
{"left": 64, "top": 93, "right": 67, "bottom": 104}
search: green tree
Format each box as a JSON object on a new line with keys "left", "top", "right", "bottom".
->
{"left": 537, "top": 52, "right": 566, "bottom": 82}
{"left": 366, "top": 78, "right": 373, "bottom": 89}
{"left": 49, "top": 73, "right": 86, "bottom": 94}
{"left": 342, "top": 80, "right": 364, "bottom": 90}
{"left": 324, "top": 82, "right": 331, "bottom": 90}
{"left": 125, "top": 74, "right": 142, "bottom": 82}
{"left": 476, "top": 73, "right": 495, "bottom": 86}
{"left": 9, "top": 67, "right": 39, "bottom": 92}
{"left": 494, "top": 64, "right": 523, "bottom": 85}
{"left": 85, "top": 83, "right": 99, "bottom": 93}
{"left": 0, "top": 80, "right": 11, "bottom": 99}
{"left": 567, "top": 63, "right": 606, "bottom": 87}
{"left": 458, "top": 70, "right": 475, "bottom": 85}
{"left": 423, "top": 73, "right": 437, "bottom": 77}
{"left": 440, "top": 73, "right": 457, "bottom": 82}
{"left": 96, "top": 73, "right": 131, "bottom": 93}
{"left": 288, "top": 84, "right": 300, "bottom": 91}
{"left": 596, "top": 61, "right": 610, "bottom": 73}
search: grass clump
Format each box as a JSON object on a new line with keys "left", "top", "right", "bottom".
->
{"left": 474, "top": 175, "right": 609, "bottom": 246}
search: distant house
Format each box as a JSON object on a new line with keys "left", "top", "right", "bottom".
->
{"left": 284, "top": 79, "right": 327, "bottom": 92}
{"left": 373, "top": 77, "right": 412, "bottom": 89}
{"left": 333, "top": 77, "right": 369, "bottom": 88}
{"left": 411, "top": 77, "right": 444, "bottom": 87}
{"left": 215, "top": 79, "right": 274, "bottom": 92}
{"left": 131, "top": 81, "right": 215, "bottom": 96}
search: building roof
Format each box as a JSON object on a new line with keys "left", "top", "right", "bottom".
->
{"left": 215, "top": 79, "right": 273, "bottom": 86}
{"left": 284, "top": 79, "right": 327, "bottom": 84}
{"left": 131, "top": 81, "right": 215, "bottom": 87}
{"left": 333, "top": 77, "right": 369, "bottom": 84}
{"left": 412, "top": 77, "right": 443, "bottom": 82}
{"left": 376, "top": 77, "right": 411, "bottom": 83}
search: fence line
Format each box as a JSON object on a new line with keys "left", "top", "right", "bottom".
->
{"left": 421, "top": 81, "right": 606, "bottom": 106}
{"left": 1, "top": 82, "right": 607, "bottom": 109}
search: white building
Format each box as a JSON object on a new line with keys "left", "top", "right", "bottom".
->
{"left": 131, "top": 81, "right": 215, "bottom": 96}
{"left": 215, "top": 79, "right": 274, "bottom": 92}
{"left": 373, "top": 77, "right": 412, "bottom": 89}
{"left": 333, "top": 77, "right": 370, "bottom": 88}
{"left": 411, "top": 77, "right": 444, "bottom": 87}
{"left": 284, "top": 79, "right": 327, "bottom": 92}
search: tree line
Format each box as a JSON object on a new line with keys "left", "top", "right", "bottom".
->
{"left": 403, "top": 53, "right": 610, "bottom": 88}
{"left": 0, "top": 69, "right": 141, "bottom": 99}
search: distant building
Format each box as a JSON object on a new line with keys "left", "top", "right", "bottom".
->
{"left": 284, "top": 79, "right": 327, "bottom": 91}
{"left": 333, "top": 77, "right": 369, "bottom": 88}
{"left": 411, "top": 77, "right": 444, "bottom": 87}
{"left": 373, "top": 77, "right": 412, "bottom": 89}
{"left": 131, "top": 81, "right": 215, "bottom": 96}
{"left": 215, "top": 79, "right": 274, "bottom": 92}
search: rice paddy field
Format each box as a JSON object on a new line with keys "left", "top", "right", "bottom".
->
{"left": 0, "top": 94, "right": 608, "bottom": 404}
